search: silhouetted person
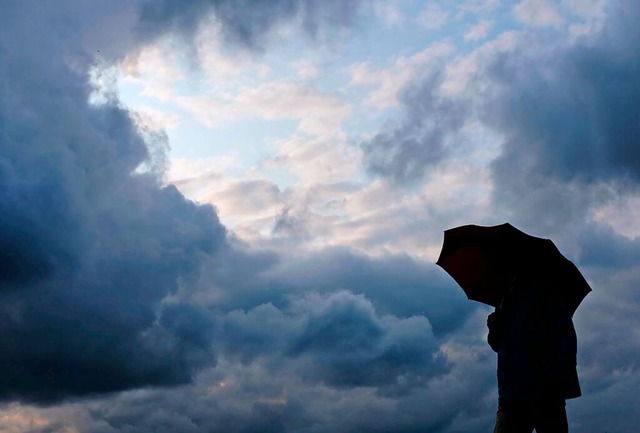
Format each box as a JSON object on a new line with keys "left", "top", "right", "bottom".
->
{"left": 487, "top": 272, "right": 581, "bottom": 433}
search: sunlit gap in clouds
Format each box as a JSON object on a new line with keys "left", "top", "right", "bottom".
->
{"left": 95, "top": 25, "right": 386, "bottom": 254}
{"left": 111, "top": 39, "right": 300, "bottom": 177}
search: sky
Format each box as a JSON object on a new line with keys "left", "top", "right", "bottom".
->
{"left": 0, "top": 0, "right": 639, "bottom": 432}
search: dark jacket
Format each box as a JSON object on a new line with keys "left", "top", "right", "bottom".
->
{"left": 487, "top": 275, "right": 581, "bottom": 405}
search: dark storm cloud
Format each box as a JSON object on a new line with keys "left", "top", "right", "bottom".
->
{"left": 481, "top": 0, "right": 640, "bottom": 234}
{"left": 267, "top": 248, "right": 474, "bottom": 335}
{"left": 32, "top": 293, "right": 491, "bottom": 433}
{"left": 190, "top": 243, "right": 474, "bottom": 341}
{"left": 571, "top": 262, "right": 640, "bottom": 411}
{"left": 361, "top": 72, "right": 469, "bottom": 185}
{"left": 476, "top": 1, "right": 640, "bottom": 418}
{"left": 361, "top": 0, "right": 640, "bottom": 219}
{"left": 0, "top": 0, "right": 227, "bottom": 403}
{"left": 272, "top": 206, "right": 310, "bottom": 240}
{"left": 0, "top": 4, "right": 229, "bottom": 397}
{"left": 571, "top": 224, "right": 640, "bottom": 399}
{"left": 286, "top": 291, "right": 447, "bottom": 393}
{"left": 213, "top": 291, "right": 448, "bottom": 395}
{"left": 577, "top": 223, "right": 640, "bottom": 269}
{"left": 487, "top": 0, "right": 640, "bottom": 197}
{"left": 170, "top": 245, "right": 475, "bottom": 403}
{"left": 137, "top": 0, "right": 362, "bottom": 50}
{"left": 181, "top": 246, "right": 477, "bottom": 396}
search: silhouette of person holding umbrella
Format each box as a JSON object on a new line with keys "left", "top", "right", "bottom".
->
{"left": 436, "top": 223, "right": 590, "bottom": 433}
{"left": 486, "top": 271, "right": 581, "bottom": 433}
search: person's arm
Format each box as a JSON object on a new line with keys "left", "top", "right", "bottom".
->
{"left": 487, "top": 311, "right": 502, "bottom": 352}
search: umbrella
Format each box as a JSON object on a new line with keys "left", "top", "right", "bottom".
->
{"left": 435, "top": 222, "right": 591, "bottom": 314}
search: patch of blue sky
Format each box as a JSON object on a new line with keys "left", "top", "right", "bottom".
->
{"left": 257, "top": 162, "right": 302, "bottom": 191}
{"left": 118, "top": 0, "right": 579, "bottom": 192}
{"left": 170, "top": 115, "right": 297, "bottom": 163}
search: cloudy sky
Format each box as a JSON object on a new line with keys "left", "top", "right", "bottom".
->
{"left": 1, "top": 0, "right": 639, "bottom": 431}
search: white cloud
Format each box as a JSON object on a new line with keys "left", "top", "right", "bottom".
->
{"left": 170, "top": 169, "right": 284, "bottom": 242}
{"left": 293, "top": 59, "right": 319, "bottom": 79}
{"left": 562, "top": 0, "right": 608, "bottom": 18}
{"left": 513, "top": 0, "right": 565, "bottom": 27}
{"left": 441, "top": 31, "right": 519, "bottom": 97}
{"left": 464, "top": 19, "right": 493, "bottom": 41}
{"left": 348, "top": 42, "right": 455, "bottom": 108}
{"left": 196, "top": 19, "right": 266, "bottom": 85}
{"left": 118, "top": 38, "right": 187, "bottom": 101}
{"left": 177, "top": 81, "right": 351, "bottom": 136}
{"left": 167, "top": 134, "right": 362, "bottom": 249}
{"left": 167, "top": 128, "right": 496, "bottom": 261}
{"left": 564, "top": 0, "right": 609, "bottom": 39}
{"left": 132, "top": 105, "right": 181, "bottom": 131}
{"left": 416, "top": 3, "right": 449, "bottom": 30}
{"left": 267, "top": 135, "right": 360, "bottom": 185}
{"left": 282, "top": 155, "right": 496, "bottom": 260}
{"left": 374, "top": 0, "right": 405, "bottom": 27}
{"left": 346, "top": 61, "right": 376, "bottom": 87}
{"left": 235, "top": 82, "right": 351, "bottom": 134}
{"left": 457, "top": 0, "right": 500, "bottom": 16}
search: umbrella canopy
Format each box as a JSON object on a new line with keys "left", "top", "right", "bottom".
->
{"left": 436, "top": 223, "right": 592, "bottom": 314}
